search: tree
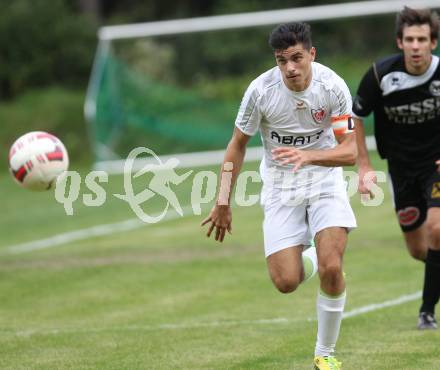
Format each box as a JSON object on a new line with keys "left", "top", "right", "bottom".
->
{"left": 0, "top": 0, "right": 96, "bottom": 99}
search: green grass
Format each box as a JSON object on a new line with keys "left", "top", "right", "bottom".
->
{"left": 1, "top": 154, "right": 438, "bottom": 370}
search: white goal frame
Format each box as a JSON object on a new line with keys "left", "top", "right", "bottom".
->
{"left": 85, "top": 0, "right": 440, "bottom": 172}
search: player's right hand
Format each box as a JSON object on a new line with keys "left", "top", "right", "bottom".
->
{"left": 358, "top": 166, "right": 377, "bottom": 200}
{"left": 201, "top": 205, "right": 232, "bottom": 243}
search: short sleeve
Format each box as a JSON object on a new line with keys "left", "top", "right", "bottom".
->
{"left": 234, "top": 82, "right": 262, "bottom": 136}
{"left": 329, "top": 76, "right": 353, "bottom": 119}
{"left": 352, "top": 65, "right": 381, "bottom": 118}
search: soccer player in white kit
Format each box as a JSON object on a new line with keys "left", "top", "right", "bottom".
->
{"left": 202, "top": 22, "right": 357, "bottom": 370}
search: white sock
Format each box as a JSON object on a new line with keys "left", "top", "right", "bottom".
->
{"left": 302, "top": 245, "right": 318, "bottom": 282}
{"left": 315, "top": 290, "right": 346, "bottom": 357}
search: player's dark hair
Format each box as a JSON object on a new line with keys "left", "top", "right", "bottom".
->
{"left": 269, "top": 22, "right": 312, "bottom": 51}
{"left": 396, "top": 6, "right": 439, "bottom": 40}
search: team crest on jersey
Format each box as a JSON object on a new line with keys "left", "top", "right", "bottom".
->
{"left": 311, "top": 108, "right": 326, "bottom": 123}
{"left": 429, "top": 80, "right": 440, "bottom": 96}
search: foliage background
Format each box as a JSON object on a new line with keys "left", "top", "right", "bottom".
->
{"left": 0, "top": 0, "right": 400, "bottom": 170}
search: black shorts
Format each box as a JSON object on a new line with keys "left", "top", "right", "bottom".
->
{"left": 388, "top": 164, "right": 440, "bottom": 232}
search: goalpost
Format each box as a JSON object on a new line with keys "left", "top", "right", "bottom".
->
{"left": 85, "top": 0, "right": 440, "bottom": 173}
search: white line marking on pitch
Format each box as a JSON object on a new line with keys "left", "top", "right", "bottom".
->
{"left": 6, "top": 206, "right": 195, "bottom": 254}
{"left": 342, "top": 291, "right": 422, "bottom": 318}
{"left": 4, "top": 291, "right": 421, "bottom": 337}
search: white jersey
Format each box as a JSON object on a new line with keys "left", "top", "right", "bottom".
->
{"left": 235, "top": 62, "right": 353, "bottom": 189}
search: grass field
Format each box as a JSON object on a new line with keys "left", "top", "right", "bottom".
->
{"left": 1, "top": 153, "right": 439, "bottom": 370}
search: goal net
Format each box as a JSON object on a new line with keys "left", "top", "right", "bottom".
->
{"left": 85, "top": 0, "right": 440, "bottom": 173}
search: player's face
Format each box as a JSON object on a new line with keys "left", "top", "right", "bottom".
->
{"left": 275, "top": 44, "right": 316, "bottom": 92}
{"left": 397, "top": 24, "right": 437, "bottom": 75}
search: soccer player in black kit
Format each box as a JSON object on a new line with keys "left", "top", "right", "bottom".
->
{"left": 353, "top": 6, "right": 440, "bottom": 330}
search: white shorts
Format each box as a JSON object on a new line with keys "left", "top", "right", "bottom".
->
{"left": 261, "top": 171, "right": 357, "bottom": 257}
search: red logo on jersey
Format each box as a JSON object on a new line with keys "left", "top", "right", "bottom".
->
{"left": 311, "top": 108, "right": 326, "bottom": 123}
{"left": 397, "top": 207, "right": 420, "bottom": 226}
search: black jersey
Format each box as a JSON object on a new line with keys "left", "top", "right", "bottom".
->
{"left": 353, "top": 54, "right": 440, "bottom": 171}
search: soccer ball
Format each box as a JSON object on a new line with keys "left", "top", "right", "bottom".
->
{"left": 8, "top": 131, "right": 69, "bottom": 191}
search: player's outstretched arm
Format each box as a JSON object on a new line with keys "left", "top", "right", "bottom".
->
{"left": 354, "top": 117, "right": 377, "bottom": 199}
{"left": 201, "top": 128, "right": 251, "bottom": 243}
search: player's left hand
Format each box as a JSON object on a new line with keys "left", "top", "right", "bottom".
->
{"left": 436, "top": 159, "right": 440, "bottom": 173}
{"left": 271, "top": 147, "right": 313, "bottom": 171}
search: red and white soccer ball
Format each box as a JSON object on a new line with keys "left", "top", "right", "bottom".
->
{"left": 8, "top": 131, "right": 69, "bottom": 191}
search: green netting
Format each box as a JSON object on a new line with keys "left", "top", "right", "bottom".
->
{"left": 92, "top": 53, "right": 260, "bottom": 160}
